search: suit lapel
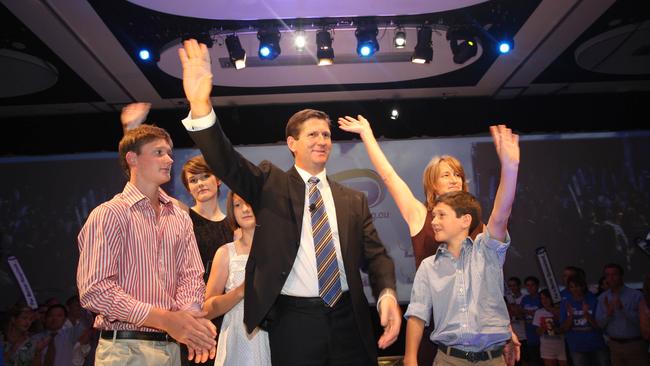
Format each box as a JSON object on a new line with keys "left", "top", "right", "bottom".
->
{"left": 287, "top": 167, "right": 306, "bottom": 244}
{"left": 329, "top": 178, "right": 350, "bottom": 260}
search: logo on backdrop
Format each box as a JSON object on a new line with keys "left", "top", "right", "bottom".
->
{"left": 330, "top": 169, "right": 386, "bottom": 208}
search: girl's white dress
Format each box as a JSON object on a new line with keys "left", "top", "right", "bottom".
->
{"left": 214, "top": 242, "right": 271, "bottom": 366}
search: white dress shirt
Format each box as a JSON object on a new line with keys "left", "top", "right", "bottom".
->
{"left": 281, "top": 166, "right": 349, "bottom": 297}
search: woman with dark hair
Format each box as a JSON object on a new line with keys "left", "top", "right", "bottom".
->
{"left": 203, "top": 192, "right": 270, "bottom": 365}
{"left": 181, "top": 155, "right": 234, "bottom": 280}
{"left": 3, "top": 304, "right": 47, "bottom": 366}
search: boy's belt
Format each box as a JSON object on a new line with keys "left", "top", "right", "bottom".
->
{"left": 100, "top": 330, "right": 176, "bottom": 343}
{"left": 437, "top": 343, "right": 504, "bottom": 363}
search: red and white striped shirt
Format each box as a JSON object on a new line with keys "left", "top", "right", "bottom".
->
{"left": 77, "top": 182, "right": 205, "bottom": 331}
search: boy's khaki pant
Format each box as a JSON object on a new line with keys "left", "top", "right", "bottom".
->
{"left": 95, "top": 338, "right": 180, "bottom": 366}
{"left": 433, "top": 349, "right": 506, "bottom": 366}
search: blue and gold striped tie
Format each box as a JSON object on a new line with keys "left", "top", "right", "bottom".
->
{"left": 308, "top": 176, "right": 342, "bottom": 307}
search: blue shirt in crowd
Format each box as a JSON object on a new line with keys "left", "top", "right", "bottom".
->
{"left": 595, "top": 286, "right": 643, "bottom": 339}
{"left": 520, "top": 293, "right": 541, "bottom": 345}
{"left": 560, "top": 291, "right": 607, "bottom": 352}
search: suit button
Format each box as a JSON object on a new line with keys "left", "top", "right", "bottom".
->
{"left": 280, "top": 271, "right": 287, "bottom": 278}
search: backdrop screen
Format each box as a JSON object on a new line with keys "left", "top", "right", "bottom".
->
{"left": 1, "top": 131, "right": 648, "bottom": 308}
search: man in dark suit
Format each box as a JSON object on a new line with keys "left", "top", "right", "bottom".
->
{"left": 178, "top": 39, "right": 401, "bottom": 365}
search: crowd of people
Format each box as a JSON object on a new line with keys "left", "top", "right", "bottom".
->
{"left": 505, "top": 265, "right": 650, "bottom": 366}
{"left": 1, "top": 296, "right": 95, "bottom": 366}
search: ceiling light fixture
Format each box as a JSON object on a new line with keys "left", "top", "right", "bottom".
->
{"left": 316, "top": 29, "right": 334, "bottom": 66}
{"left": 447, "top": 25, "right": 478, "bottom": 64}
{"left": 411, "top": 26, "right": 433, "bottom": 64}
{"left": 393, "top": 27, "right": 406, "bottom": 48}
{"left": 390, "top": 108, "right": 399, "bottom": 120}
{"left": 497, "top": 36, "right": 514, "bottom": 54}
{"left": 294, "top": 30, "right": 307, "bottom": 51}
{"left": 225, "top": 34, "right": 246, "bottom": 70}
{"left": 257, "top": 29, "right": 281, "bottom": 60}
{"left": 355, "top": 24, "right": 379, "bottom": 57}
{"left": 138, "top": 49, "right": 151, "bottom": 61}
{"left": 137, "top": 47, "right": 159, "bottom": 62}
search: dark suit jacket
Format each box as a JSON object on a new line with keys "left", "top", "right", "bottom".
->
{"left": 189, "top": 117, "right": 396, "bottom": 360}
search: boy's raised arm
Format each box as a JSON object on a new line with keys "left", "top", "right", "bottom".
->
{"left": 486, "top": 124, "right": 520, "bottom": 242}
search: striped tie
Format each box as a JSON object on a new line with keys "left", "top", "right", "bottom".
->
{"left": 308, "top": 176, "right": 342, "bottom": 307}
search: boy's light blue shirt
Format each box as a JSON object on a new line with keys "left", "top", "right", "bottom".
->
{"left": 405, "top": 228, "right": 511, "bottom": 352}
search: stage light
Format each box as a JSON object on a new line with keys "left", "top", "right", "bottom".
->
{"left": 411, "top": 26, "right": 433, "bottom": 64}
{"left": 390, "top": 108, "right": 399, "bottom": 120}
{"left": 452, "top": 40, "right": 477, "bottom": 64}
{"left": 316, "top": 30, "right": 334, "bottom": 66}
{"left": 393, "top": 27, "right": 406, "bottom": 48}
{"left": 497, "top": 37, "right": 514, "bottom": 54}
{"left": 137, "top": 47, "right": 159, "bottom": 62}
{"left": 294, "top": 30, "right": 306, "bottom": 51}
{"left": 493, "top": 31, "right": 514, "bottom": 54}
{"left": 447, "top": 26, "right": 478, "bottom": 64}
{"left": 225, "top": 34, "right": 246, "bottom": 70}
{"left": 257, "top": 29, "right": 281, "bottom": 60}
{"left": 355, "top": 24, "right": 379, "bottom": 57}
{"left": 138, "top": 49, "right": 151, "bottom": 61}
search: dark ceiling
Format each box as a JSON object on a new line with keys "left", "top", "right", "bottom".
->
{"left": 0, "top": 0, "right": 649, "bottom": 156}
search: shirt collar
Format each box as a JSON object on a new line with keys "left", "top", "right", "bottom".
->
{"left": 434, "top": 236, "right": 474, "bottom": 262}
{"left": 294, "top": 165, "right": 328, "bottom": 188}
{"left": 122, "top": 182, "right": 172, "bottom": 208}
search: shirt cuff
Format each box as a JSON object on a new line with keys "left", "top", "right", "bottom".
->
{"left": 128, "top": 300, "right": 153, "bottom": 327}
{"left": 181, "top": 109, "right": 216, "bottom": 131}
{"left": 180, "top": 302, "right": 203, "bottom": 312}
{"left": 404, "top": 302, "right": 430, "bottom": 327}
{"left": 376, "top": 288, "right": 398, "bottom": 312}
{"left": 481, "top": 227, "right": 511, "bottom": 248}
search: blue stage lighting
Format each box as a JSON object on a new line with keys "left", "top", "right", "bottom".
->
{"left": 138, "top": 49, "right": 151, "bottom": 61}
{"left": 355, "top": 24, "right": 379, "bottom": 57}
{"left": 498, "top": 41, "right": 511, "bottom": 54}
{"left": 257, "top": 29, "right": 281, "bottom": 60}
{"left": 259, "top": 46, "right": 271, "bottom": 58}
{"left": 359, "top": 45, "right": 372, "bottom": 57}
{"left": 497, "top": 36, "right": 514, "bottom": 54}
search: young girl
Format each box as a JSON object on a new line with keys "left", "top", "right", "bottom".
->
{"left": 533, "top": 289, "right": 568, "bottom": 366}
{"left": 203, "top": 192, "right": 270, "bottom": 366}
{"left": 182, "top": 155, "right": 235, "bottom": 280}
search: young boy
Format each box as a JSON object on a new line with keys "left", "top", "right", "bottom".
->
{"left": 77, "top": 125, "right": 217, "bottom": 365}
{"left": 404, "top": 125, "right": 519, "bottom": 366}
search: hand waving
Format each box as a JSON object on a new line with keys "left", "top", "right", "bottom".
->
{"left": 490, "top": 124, "right": 520, "bottom": 170}
{"left": 338, "top": 115, "right": 373, "bottom": 139}
{"left": 120, "top": 102, "right": 150, "bottom": 133}
{"left": 178, "top": 39, "right": 213, "bottom": 115}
